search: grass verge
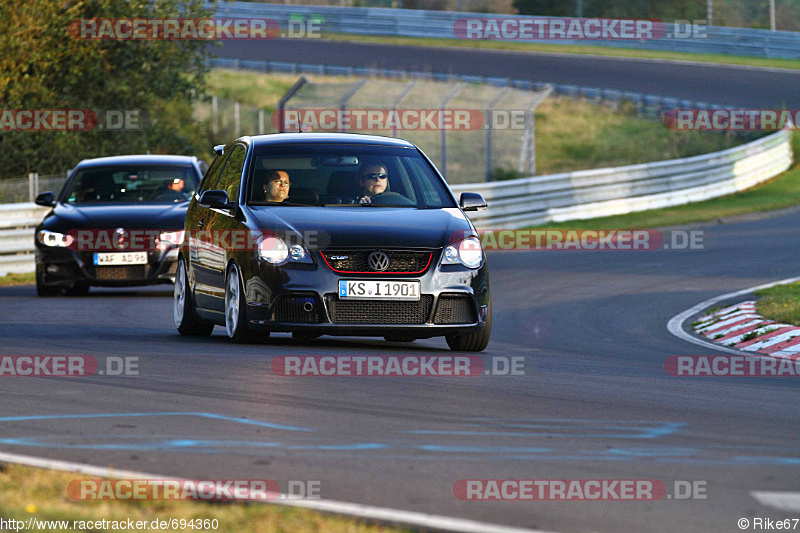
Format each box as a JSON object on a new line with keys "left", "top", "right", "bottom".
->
{"left": 0, "top": 462, "right": 408, "bottom": 533}
{"left": 323, "top": 33, "right": 800, "bottom": 71}
{"left": 0, "top": 272, "right": 35, "bottom": 286}
{"left": 755, "top": 282, "right": 800, "bottom": 326}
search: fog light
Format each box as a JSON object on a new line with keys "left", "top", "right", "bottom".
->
{"left": 46, "top": 265, "right": 59, "bottom": 274}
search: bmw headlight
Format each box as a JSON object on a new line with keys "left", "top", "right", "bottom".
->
{"left": 442, "top": 236, "right": 483, "bottom": 269}
{"left": 158, "top": 230, "right": 184, "bottom": 248}
{"left": 257, "top": 236, "right": 312, "bottom": 265}
{"left": 37, "top": 229, "right": 72, "bottom": 248}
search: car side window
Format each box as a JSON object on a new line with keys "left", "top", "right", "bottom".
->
{"left": 197, "top": 150, "right": 230, "bottom": 195}
{"left": 215, "top": 145, "right": 246, "bottom": 203}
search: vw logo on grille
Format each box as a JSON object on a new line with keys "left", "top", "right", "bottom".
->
{"left": 367, "top": 251, "right": 390, "bottom": 272}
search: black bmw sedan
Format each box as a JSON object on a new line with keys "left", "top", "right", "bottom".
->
{"left": 34, "top": 155, "right": 205, "bottom": 296}
{"left": 174, "top": 133, "right": 491, "bottom": 351}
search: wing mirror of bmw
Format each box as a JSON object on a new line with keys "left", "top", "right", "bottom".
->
{"left": 459, "top": 192, "right": 488, "bottom": 211}
{"left": 35, "top": 191, "right": 56, "bottom": 207}
{"left": 198, "top": 190, "right": 232, "bottom": 209}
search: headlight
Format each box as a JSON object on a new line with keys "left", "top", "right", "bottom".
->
{"left": 442, "top": 236, "right": 483, "bottom": 269}
{"left": 158, "top": 230, "right": 184, "bottom": 248}
{"left": 37, "top": 229, "right": 72, "bottom": 248}
{"left": 257, "top": 236, "right": 312, "bottom": 265}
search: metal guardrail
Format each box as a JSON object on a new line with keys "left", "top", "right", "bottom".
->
{"left": 216, "top": 2, "right": 800, "bottom": 59}
{"left": 0, "top": 203, "right": 50, "bottom": 276}
{"left": 450, "top": 129, "right": 793, "bottom": 228}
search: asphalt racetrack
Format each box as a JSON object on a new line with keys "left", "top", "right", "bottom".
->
{"left": 3, "top": 210, "right": 800, "bottom": 532}
{"left": 2, "top": 41, "right": 800, "bottom": 532}
{"left": 217, "top": 38, "right": 800, "bottom": 108}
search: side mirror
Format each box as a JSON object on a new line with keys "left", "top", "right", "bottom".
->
{"left": 459, "top": 192, "right": 487, "bottom": 212}
{"left": 213, "top": 144, "right": 225, "bottom": 156}
{"left": 198, "top": 190, "right": 231, "bottom": 209}
{"left": 35, "top": 191, "right": 55, "bottom": 207}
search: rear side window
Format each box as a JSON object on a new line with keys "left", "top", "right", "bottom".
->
{"left": 215, "top": 145, "right": 247, "bottom": 203}
{"left": 197, "top": 150, "right": 230, "bottom": 195}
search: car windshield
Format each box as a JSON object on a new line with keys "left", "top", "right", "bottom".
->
{"left": 247, "top": 144, "right": 456, "bottom": 208}
{"left": 61, "top": 165, "right": 199, "bottom": 204}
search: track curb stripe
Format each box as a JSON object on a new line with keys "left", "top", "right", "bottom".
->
{"left": 667, "top": 276, "right": 800, "bottom": 355}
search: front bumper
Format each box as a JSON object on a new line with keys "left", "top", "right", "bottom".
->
{"left": 35, "top": 246, "right": 180, "bottom": 287}
{"left": 239, "top": 253, "right": 490, "bottom": 338}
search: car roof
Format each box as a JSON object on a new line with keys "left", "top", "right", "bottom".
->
{"left": 76, "top": 155, "right": 200, "bottom": 168}
{"left": 246, "top": 133, "right": 416, "bottom": 148}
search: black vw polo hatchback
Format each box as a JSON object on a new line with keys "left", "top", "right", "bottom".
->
{"left": 174, "top": 133, "right": 491, "bottom": 351}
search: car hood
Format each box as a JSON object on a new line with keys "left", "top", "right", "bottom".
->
{"left": 248, "top": 206, "right": 474, "bottom": 249}
{"left": 41, "top": 202, "right": 188, "bottom": 232}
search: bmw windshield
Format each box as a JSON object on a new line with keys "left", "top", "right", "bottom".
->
{"left": 246, "top": 144, "right": 456, "bottom": 208}
{"left": 61, "top": 165, "right": 199, "bottom": 205}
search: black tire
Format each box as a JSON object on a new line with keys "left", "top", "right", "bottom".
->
{"left": 174, "top": 257, "right": 214, "bottom": 336}
{"left": 64, "top": 283, "right": 89, "bottom": 296}
{"left": 225, "top": 263, "right": 259, "bottom": 343}
{"left": 35, "top": 265, "right": 60, "bottom": 297}
{"left": 446, "top": 299, "right": 492, "bottom": 352}
{"left": 385, "top": 336, "right": 415, "bottom": 343}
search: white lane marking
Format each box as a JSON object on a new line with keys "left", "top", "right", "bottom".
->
{"left": 666, "top": 277, "right": 800, "bottom": 355}
{"left": 0, "top": 451, "right": 552, "bottom": 533}
{"left": 751, "top": 491, "right": 800, "bottom": 512}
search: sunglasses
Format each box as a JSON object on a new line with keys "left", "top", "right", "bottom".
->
{"left": 361, "top": 173, "right": 388, "bottom": 181}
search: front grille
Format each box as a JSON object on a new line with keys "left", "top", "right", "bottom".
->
{"left": 94, "top": 265, "right": 147, "bottom": 280}
{"left": 326, "top": 294, "right": 433, "bottom": 324}
{"left": 271, "top": 294, "right": 321, "bottom": 323}
{"left": 434, "top": 294, "right": 477, "bottom": 324}
{"left": 322, "top": 250, "right": 432, "bottom": 274}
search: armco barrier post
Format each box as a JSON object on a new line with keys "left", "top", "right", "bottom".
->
{"left": 28, "top": 173, "right": 38, "bottom": 202}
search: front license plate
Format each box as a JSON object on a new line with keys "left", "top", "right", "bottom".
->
{"left": 339, "top": 280, "right": 420, "bottom": 301}
{"left": 94, "top": 252, "right": 148, "bottom": 266}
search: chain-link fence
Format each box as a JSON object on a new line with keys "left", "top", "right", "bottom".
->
{"left": 276, "top": 77, "right": 551, "bottom": 184}
{"left": 0, "top": 172, "right": 71, "bottom": 204}
{"left": 192, "top": 95, "right": 279, "bottom": 143}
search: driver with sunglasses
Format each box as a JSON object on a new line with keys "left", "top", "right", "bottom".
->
{"left": 357, "top": 163, "right": 389, "bottom": 204}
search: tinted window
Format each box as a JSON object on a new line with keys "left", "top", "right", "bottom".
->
{"left": 216, "top": 145, "right": 246, "bottom": 203}
{"left": 247, "top": 144, "right": 455, "bottom": 208}
{"left": 197, "top": 151, "right": 229, "bottom": 195}
{"left": 62, "top": 165, "right": 199, "bottom": 204}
